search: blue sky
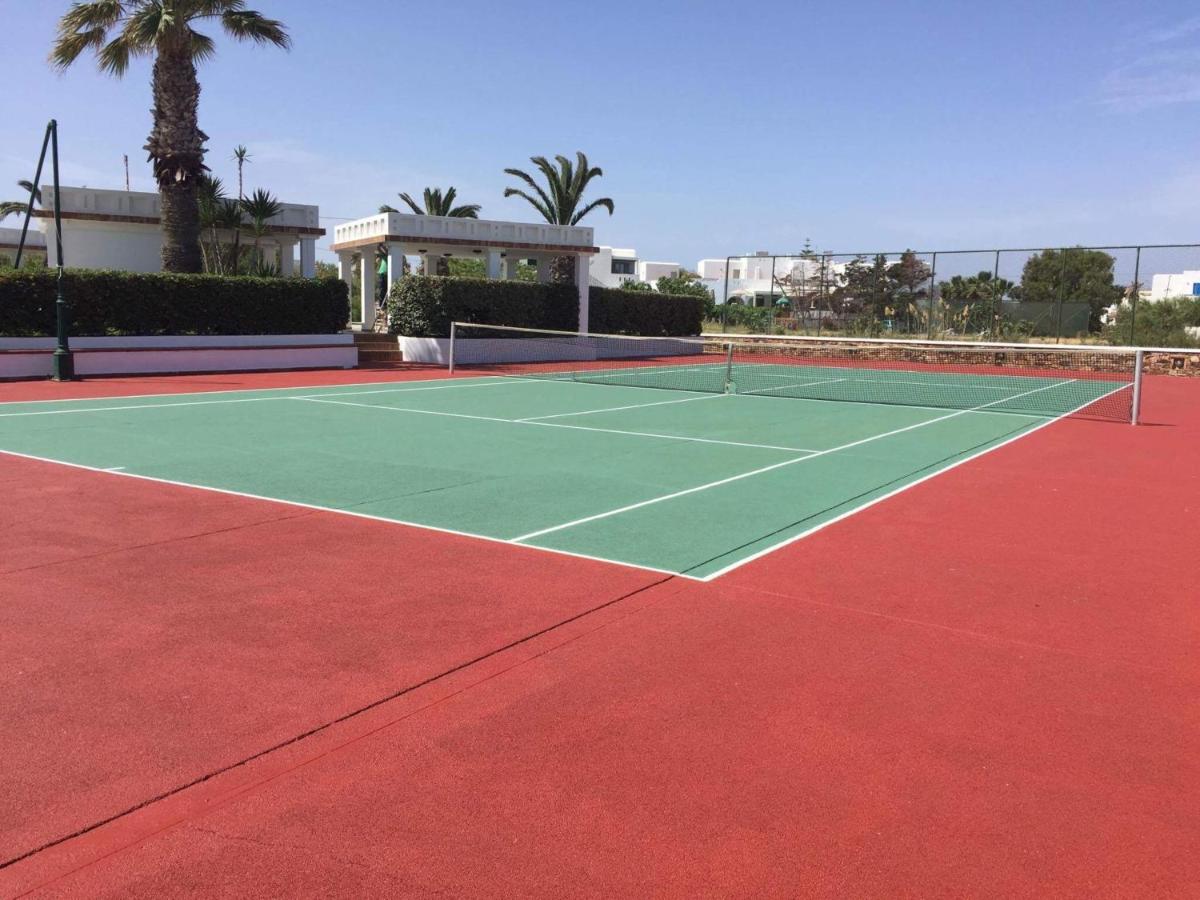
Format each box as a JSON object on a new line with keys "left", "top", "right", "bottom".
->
{"left": 2, "top": 0, "right": 1199, "bottom": 268}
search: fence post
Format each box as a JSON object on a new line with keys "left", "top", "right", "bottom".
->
{"left": 1054, "top": 249, "right": 1068, "bottom": 343}
{"left": 927, "top": 252, "right": 937, "bottom": 339}
{"left": 448, "top": 321, "right": 456, "bottom": 373}
{"left": 1129, "top": 246, "right": 1141, "bottom": 346}
{"left": 991, "top": 249, "right": 1002, "bottom": 339}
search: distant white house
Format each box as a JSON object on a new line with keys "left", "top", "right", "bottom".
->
{"left": 0, "top": 226, "right": 46, "bottom": 265}
{"left": 589, "top": 246, "right": 681, "bottom": 289}
{"left": 29, "top": 186, "right": 322, "bottom": 276}
{"left": 699, "top": 253, "right": 853, "bottom": 307}
{"left": 1147, "top": 270, "right": 1200, "bottom": 301}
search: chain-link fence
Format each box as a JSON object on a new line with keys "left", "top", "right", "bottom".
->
{"left": 705, "top": 244, "right": 1200, "bottom": 348}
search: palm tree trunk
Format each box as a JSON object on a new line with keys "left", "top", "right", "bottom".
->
{"left": 145, "top": 44, "right": 207, "bottom": 273}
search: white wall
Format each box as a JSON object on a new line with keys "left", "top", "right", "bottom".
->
{"left": 638, "top": 261, "right": 681, "bottom": 283}
{"left": 1149, "top": 271, "right": 1200, "bottom": 301}
{"left": 588, "top": 246, "right": 639, "bottom": 288}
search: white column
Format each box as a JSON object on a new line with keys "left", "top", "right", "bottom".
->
{"left": 360, "top": 251, "right": 377, "bottom": 330}
{"left": 535, "top": 254, "right": 551, "bottom": 284}
{"left": 506, "top": 254, "right": 524, "bottom": 280}
{"left": 277, "top": 239, "right": 296, "bottom": 277}
{"left": 337, "top": 251, "right": 355, "bottom": 316}
{"left": 575, "top": 253, "right": 590, "bottom": 333}
{"left": 386, "top": 241, "right": 405, "bottom": 299}
{"left": 485, "top": 249, "right": 503, "bottom": 279}
{"left": 299, "top": 238, "right": 316, "bottom": 277}
{"left": 421, "top": 253, "right": 436, "bottom": 276}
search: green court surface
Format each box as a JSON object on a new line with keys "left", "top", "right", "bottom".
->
{"left": 0, "top": 371, "right": 1125, "bottom": 579}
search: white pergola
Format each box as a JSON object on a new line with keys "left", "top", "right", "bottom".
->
{"left": 329, "top": 212, "right": 598, "bottom": 331}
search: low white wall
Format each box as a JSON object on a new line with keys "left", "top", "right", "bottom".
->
{"left": 0, "top": 334, "right": 356, "bottom": 379}
{"left": 401, "top": 335, "right": 700, "bottom": 366}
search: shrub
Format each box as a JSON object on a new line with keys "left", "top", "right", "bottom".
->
{"left": 388, "top": 276, "right": 579, "bottom": 337}
{"left": 1105, "top": 296, "right": 1200, "bottom": 348}
{"left": 588, "top": 287, "right": 705, "bottom": 336}
{"left": 0, "top": 270, "right": 349, "bottom": 336}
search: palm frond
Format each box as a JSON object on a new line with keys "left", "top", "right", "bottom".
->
{"left": 570, "top": 197, "right": 613, "bottom": 225}
{"left": 504, "top": 166, "right": 557, "bottom": 223}
{"left": 0, "top": 201, "right": 31, "bottom": 222}
{"left": 502, "top": 188, "right": 552, "bottom": 223}
{"left": 17, "top": 180, "right": 43, "bottom": 204}
{"left": 220, "top": 10, "right": 291, "bottom": 48}
{"left": 188, "top": 28, "right": 217, "bottom": 63}
{"left": 447, "top": 204, "right": 481, "bottom": 218}
{"left": 379, "top": 204, "right": 399, "bottom": 214}
{"left": 397, "top": 192, "right": 424, "bottom": 215}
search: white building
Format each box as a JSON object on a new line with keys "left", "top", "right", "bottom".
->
{"left": 0, "top": 226, "right": 46, "bottom": 265}
{"left": 699, "top": 253, "right": 852, "bottom": 307}
{"left": 331, "top": 210, "right": 597, "bottom": 332}
{"left": 588, "top": 246, "right": 681, "bottom": 288}
{"left": 31, "top": 186, "right": 322, "bottom": 276}
{"left": 1147, "top": 271, "right": 1200, "bottom": 301}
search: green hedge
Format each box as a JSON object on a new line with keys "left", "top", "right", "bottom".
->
{"left": 0, "top": 270, "right": 349, "bottom": 336}
{"left": 388, "top": 276, "right": 579, "bottom": 336}
{"left": 387, "top": 276, "right": 704, "bottom": 337}
{"left": 588, "top": 287, "right": 705, "bottom": 336}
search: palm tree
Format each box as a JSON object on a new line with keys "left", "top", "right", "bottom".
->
{"left": 197, "top": 173, "right": 226, "bottom": 273}
{"left": 384, "top": 187, "right": 480, "bottom": 275}
{"left": 0, "top": 180, "right": 42, "bottom": 222}
{"left": 50, "top": 2, "right": 290, "bottom": 273}
{"left": 394, "top": 186, "right": 481, "bottom": 219}
{"left": 240, "top": 187, "right": 282, "bottom": 273}
{"left": 503, "top": 152, "right": 613, "bottom": 282}
{"left": 232, "top": 144, "right": 251, "bottom": 200}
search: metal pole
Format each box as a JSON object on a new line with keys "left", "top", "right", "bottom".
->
{"left": 723, "top": 341, "right": 735, "bottom": 393}
{"left": 1054, "top": 249, "right": 1068, "bottom": 344}
{"left": 448, "top": 321, "right": 456, "bottom": 373}
{"left": 721, "top": 256, "right": 732, "bottom": 333}
{"left": 927, "top": 252, "right": 937, "bottom": 339}
{"left": 991, "top": 249, "right": 1002, "bottom": 339}
{"left": 819, "top": 253, "right": 829, "bottom": 336}
{"left": 1131, "top": 349, "right": 1144, "bottom": 425}
{"left": 13, "top": 122, "right": 53, "bottom": 269}
{"left": 48, "top": 121, "right": 74, "bottom": 381}
{"left": 767, "top": 255, "right": 776, "bottom": 333}
{"left": 1129, "top": 246, "right": 1141, "bottom": 346}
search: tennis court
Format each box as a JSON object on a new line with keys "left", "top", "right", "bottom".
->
{"left": 0, "top": 334, "right": 1134, "bottom": 579}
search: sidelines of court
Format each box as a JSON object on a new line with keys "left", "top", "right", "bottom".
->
{"left": 508, "top": 379, "right": 1074, "bottom": 544}
{"left": 0, "top": 373, "right": 1131, "bottom": 581}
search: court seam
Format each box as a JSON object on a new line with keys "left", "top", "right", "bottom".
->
{"left": 515, "top": 393, "right": 724, "bottom": 421}
{"left": 0, "top": 447, "right": 702, "bottom": 582}
{"left": 510, "top": 379, "right": 1076, "bottom": 543}
{"left": 694, "top": 380, "right": 1132, "bottom": 580}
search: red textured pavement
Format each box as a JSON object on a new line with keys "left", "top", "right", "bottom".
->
{"left": 2, "top": 374, "right": 1197, "bottom": 897}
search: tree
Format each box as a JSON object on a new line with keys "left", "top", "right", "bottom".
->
{"left": 1013, "top": 248, "right": 1124, "bottom": 332}
{"left": 240, "top": 187, "right": 282, "bottom": 273}
{"left": 656, "top": 270, "right": 713, "bottom": 299}
{"left": 618, "top": 279, "right": 654, "bottom": 292}
{"left": 887, "top": 250, "right": 932, "bottom": 332}
{"left": 503, "top": 152, "right": 614, "bottom": 283}
{"left": 394, "top": 186, "right": 480, "bottom": 219}
{"left": 232, "top": 144, "right": 250, "bottom": 200}
{"left": 0, "top": 180, "right": 42, "bottom": 222}
{"left": 938, "top": 271, "right": 1016, "bottom": 334}
{"left": 51, "top": 2, "right": 290, "bottom": 273}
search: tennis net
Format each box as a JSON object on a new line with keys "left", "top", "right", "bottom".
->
{"left": 448, "top": 323, "right": 1143, "bottom": 422}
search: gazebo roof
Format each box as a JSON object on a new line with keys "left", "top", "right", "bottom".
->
{"left": 330, "top": 212, "right": 598, "bottom": 255}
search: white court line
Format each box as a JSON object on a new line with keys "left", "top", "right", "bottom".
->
{"left": 0, "top": 373, "right": 511, "bottom": 406}
{"left": 738, "top": 377, "right": 848, "bottom": 396}
{"left": 696, "top": 380, "right": 1132, "bottom": 580}
{"left": 510, "top": 379, "right": 1076, "bottom": 543}
{"left": 294, "top": 396, "right": 818, "bottom": 454}
{"left": 747, "top": 372, "right": 1018, "bottom": 390}
{"left": 0, "top": 446, "right": 700, "bottom": 582}
{"left": 0, "top": 376, "right": 530, "bottom": 417}
{"left": 516, "top": 393, "right": 724, "bottom": 422}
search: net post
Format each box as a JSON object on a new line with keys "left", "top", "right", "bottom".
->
{"left": 448, "top": 321, "right": 456, "bottom": 374}
{"left": 723, "top": 341, "right": 734, "bottom": 393}
{"left": 1131, "top": 349, "right": 1144, "bottom": 426}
